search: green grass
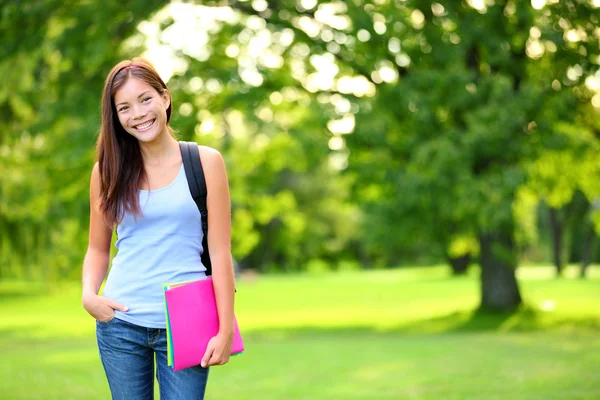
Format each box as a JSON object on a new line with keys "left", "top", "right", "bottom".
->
{"left": 1, "top": 265, "right": 599, "bottom": 399}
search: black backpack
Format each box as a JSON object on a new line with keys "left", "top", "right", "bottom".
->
{"left": 179, "top": 141, "right": 212, "bottom": 276}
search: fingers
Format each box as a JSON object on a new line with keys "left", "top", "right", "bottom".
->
{"left": 201, "top": 348, "right": 228, "bottom": 367}
{"left": 98, "top": 314, "right": 114, "bottom": 323}
{"left": 208, "top": 351, "right": 222, "bottom": 366}
{"left": 105, "top": 298, "right": 128, "bottom": 312}
{"left": 206, "top": 349, "right": 231, "bottom": 367}
{"left": 83, "top": 295, "right": 127, "bottom": 322}
{"left": 207, "top": 353, "right": 228, "bottom": 367}
{"left": 216, "top": 353, "right": 230, "bottom": 366}
{"left": 201, "top": 336, "right": 233, "bottom": 367}
{"left": 201, "top": 346, "right": 214, "bottom": 368}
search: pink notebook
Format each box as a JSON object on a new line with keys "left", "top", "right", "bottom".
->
{"left": 164, "top": 277, "right": 244, "bottom": 371}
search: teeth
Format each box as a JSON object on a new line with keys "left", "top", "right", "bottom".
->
{"left": 135, "top": 120, "right": 154, "bottom": 130}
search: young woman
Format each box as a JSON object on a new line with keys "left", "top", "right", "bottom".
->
{"left": 81, "top": 58, "right": 235, "bottom": 399}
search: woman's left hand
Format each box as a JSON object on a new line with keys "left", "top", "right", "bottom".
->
{"left": 201, "top": 331, "right": 234, "bottom": 367}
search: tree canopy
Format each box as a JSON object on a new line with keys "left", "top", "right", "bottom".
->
{"left": 2, "top": 0, "right": 599, "bottom": 310}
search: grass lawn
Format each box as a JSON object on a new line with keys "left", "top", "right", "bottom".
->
{"left": 0, "top": 265, "right": 599, "bottom": 399}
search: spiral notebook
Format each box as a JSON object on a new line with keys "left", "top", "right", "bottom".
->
{"left": 163, "top": 277, "right": 244, "bottom": 371}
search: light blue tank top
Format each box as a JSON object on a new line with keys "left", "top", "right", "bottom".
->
{"left": 102, "top": 163, "right": 206, "bottom": 328}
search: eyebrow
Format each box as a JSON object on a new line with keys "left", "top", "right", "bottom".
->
{"left": 116, "top": 91, "right": 152, "bottom": 107}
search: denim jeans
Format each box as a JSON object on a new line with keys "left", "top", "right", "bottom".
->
{"left": 96, "top": 317, "right": 209, "bottom": 400}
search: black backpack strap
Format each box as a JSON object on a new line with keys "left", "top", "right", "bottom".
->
{"left": 179, "top": 141, "right": 212, "bottom": 276}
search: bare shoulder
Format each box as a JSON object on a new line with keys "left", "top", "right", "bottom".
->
{"left": 89, "top": 161, "right": 103, "bottom": 201}
{"left": 90, "top": 162, "right": 101, "bottom": 186}
{"left": 197, "top": 145, "right": 225, "bottom": 170}
{"left": 196, "top": 145, "right": 229, "bottom": 190}
{"left": 197, "top": 145, "right": 222, "bottom": 160}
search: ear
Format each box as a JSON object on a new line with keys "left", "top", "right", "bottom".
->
{"left": 162, "top": 89, "right": 171, "bottom": 110}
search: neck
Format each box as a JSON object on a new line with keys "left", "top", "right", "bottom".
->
{"left": 139, "top": 130, "right": 179, "bottom": 166}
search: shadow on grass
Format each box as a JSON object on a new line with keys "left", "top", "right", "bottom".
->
{"left": 0, "top": 282, "right": 53, "bottom": 303}
{"left": 244, "top": 306, "right": 600, "bottom": 341}
{"left": 0, "top": 292, "right": 36, "bottom": 303}
{"left": 2, "top": 309, "right": 598, "bottom": 350}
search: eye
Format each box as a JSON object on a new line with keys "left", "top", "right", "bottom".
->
{"left": 118, "top": 106, "right": 129, "bottom": 112}
{"left": 142, "top": 96, "right": 152, "bottom": 103}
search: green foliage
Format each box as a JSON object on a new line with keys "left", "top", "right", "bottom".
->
{"left": 2, "top": 1, "right": 600, "bottom": 279}
{"left": 1, "top": 0, "right": 167, "bottom": 279}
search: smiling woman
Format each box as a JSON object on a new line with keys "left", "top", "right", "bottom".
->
{"left": 81, "top": 58, "right": 237, "bottom": 400}
{"left": 96, "top": 59, "right": 176, "bottom": 223}
{"left": 114, "top": 78, "right": 169, "bottom": 141}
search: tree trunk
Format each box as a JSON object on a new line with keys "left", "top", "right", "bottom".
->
{"left": 479, "top": 232, "right": 522, "bottom": 311}
{"left": 447, "top": 253, "right": 471, "bottom": 275}
{"left": 549, "top": 207, "right": 563, "bottom": 277}
{"left": 581, "top": 227, "right": 595, "bottom": 279}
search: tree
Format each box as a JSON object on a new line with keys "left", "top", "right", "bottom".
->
{"left": 3, "top": 0, "right": 599, "bottom": 311}
{"left": 169, "top": 0, "right": 599, "bottom": 310}
{"left": 1, "top": 0, "right": 167, "bottom": 278}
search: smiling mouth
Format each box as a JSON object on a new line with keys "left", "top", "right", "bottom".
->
{"left": 133, "top": 119, "right": 155, "bottom": 131}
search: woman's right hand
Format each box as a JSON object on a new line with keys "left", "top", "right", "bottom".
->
{"left": 82, "top": 292, "right": 128, "bottom": 322}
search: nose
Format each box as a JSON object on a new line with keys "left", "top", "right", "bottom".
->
{"left": 131, "top": 104, "right": 147, "bottom": 120}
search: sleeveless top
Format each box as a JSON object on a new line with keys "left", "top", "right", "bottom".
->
{"left": 102, "top": 163, "right": 207, "bottom": 328}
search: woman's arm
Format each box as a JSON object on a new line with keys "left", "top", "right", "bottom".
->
{"left": 198, "top": 146, "right": 236, "bottom": 367}
{"left": 81, "top": 162, "right": 127, "bottom": 321}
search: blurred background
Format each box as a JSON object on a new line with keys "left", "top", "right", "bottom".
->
{"left": 1, "top": 0, "right": 599, "bottom": 399}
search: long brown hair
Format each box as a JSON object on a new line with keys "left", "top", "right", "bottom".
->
{"left": 96, "top": 57, "right": 173, "bottom": 226}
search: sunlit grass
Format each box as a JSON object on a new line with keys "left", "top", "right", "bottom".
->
{"left": 0, "top": 265, "right": 599, "bottom": 399}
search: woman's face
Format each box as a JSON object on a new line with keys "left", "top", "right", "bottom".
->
{"left": 113, "top": 77, "right": 170, "bottom": 143}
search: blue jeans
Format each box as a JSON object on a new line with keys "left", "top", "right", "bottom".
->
{"left": 96, "top": 317, "right": 209, "bottom": 400}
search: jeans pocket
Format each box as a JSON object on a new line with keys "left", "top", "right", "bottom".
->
{"left": 97, "top": 315, "right": 116, "bottom": 325}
